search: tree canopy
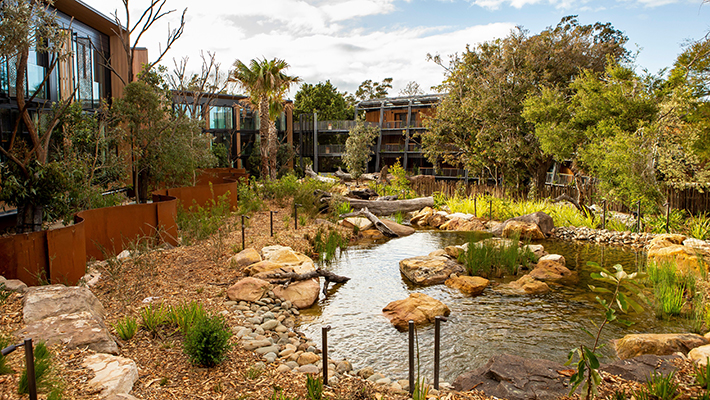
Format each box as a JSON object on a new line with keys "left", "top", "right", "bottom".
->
{"left": 294, "top": 80, "right": 354, "bottom": 121}
{"left": 355, "top": 78, "right": 393, "bottom": 101}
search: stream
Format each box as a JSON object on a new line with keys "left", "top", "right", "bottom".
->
{"left": 298, "top": 230, "right": 693, "bottom": 384}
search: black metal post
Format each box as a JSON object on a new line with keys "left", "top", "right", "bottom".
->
{"left": 322, "top": 325, "right": 331, "bottom": 386}
{"left": 2, "top": 339, "right": 37, "bottom": 400}
{"left": 636, "top": 201, "right": 642, "bottom": 233}
{"left": 665, "top": 202, "right": 670, "bottom": 233}
{"left": 408, "top": 320, "right": 415, "bottom": 395}
{"left": 294, "top": 203, "right": 302, "bottom": 230}
{"left": 473, "top": 196, "right": 477, "bottom": 217}
{"left": 270, "top": 210, "right": 278, "bottom": 237}
{"left": 488, "top": 200, "right": 493, "bottom": 221}
{"left": 602, "top": 200, "right": 607, "bottom": 230}
{"left": 434, "top": 316, "right": 447, "bottom": 390}
{"left": 241, "top": 215, "right": 250, "bottom": 250}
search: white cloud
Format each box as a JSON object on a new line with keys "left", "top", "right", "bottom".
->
{"left": 469, "top": 0, "right": 684, "bottom": 9}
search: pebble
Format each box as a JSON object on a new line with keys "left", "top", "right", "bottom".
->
{"left": 260, "top": 320, "right": 279, "bottom": 331}
{"left": 552, "top": 226, "right": 655, "bottom": 248}
{"left": 285, "top": 361, "right": 299, "bottom": 369}
{"left": 367, "top": 373, "right": 385, "bottom": 383}
{"left": 264, "top": 352, "right": 277, "bottom": 363}
{"left": 276, "top": 364, "right": 292, "bottom": 373}
{"left": 255, "top": 345, "right": 280, "bottom": 355}
{"left": 297, "top": 365, "right": 319, "bottom": 374}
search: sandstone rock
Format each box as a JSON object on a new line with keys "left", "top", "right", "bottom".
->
{"left": 0, "top": 277, "right": 27, "bottom": 293}
{"left": 382, "top": 293, "right": 450, "bottom": 331}
{"left": 427, "top": 212, "right": 449, "bottom": 228}
{"left": 452, "top": 354, "right": 568, "bottom": 400}
{"left": 23, "top": 285, "right": 105, "bottom": 323}
{"left": 530, "top": 259, "right": 576, "bottom": 284}
{"left": 539, "top": 254, "right": 565, "bottom": 266}
{"left": 297, "top": 352, "right": 321, "bottom": 365}
{"left": 689, "top": 344, "right": 710, "bottom": 366}
{"left": 601, "top": 354, "right": 680, "bottom": 382}
{"left": 491, "top": 212, "right": 554, "bottom": 237}
{"left": 19, "top": 311, "right": 119, "bottom": 354}
{"left": 244, "top": 260, "right": 284, "bottom": 276}
{"left": 502, "top": 220, "right": 545, "bottom": 240}
{"left": 228, "top": 248, "right": 262, "bottom": 269}
{"left": 272, "top": 278, "right": 320, "bottom": 309}
{"left": 341, "top": 217, "right": 373, "bottom": 231}
{"left": 357, "top": 366, "right": 375, "bottom": 379}
{"left": 496, "top": 275, "right": 550, "bottom": 295}
{"left": 297, "top": 364, "right": 320, "bottom": 374}
{"left": 360, "top": 229, "right": 386, "bottom": 239}
{"left": 83, "top": 353, "right": 138, "bottom": 397}
{"left": 336, "top": 360, "right": 353, "bottom": 373}
{"left": 381, "top": 219, "right": 415, "bottom": 236}
{"left": 523, "top": 244, "right": 547, "bottom": 260}
{"left": 440, "top": 217, "right": 464, "bottom": 231}
{"left": 459, "top": 219, "right": 487, "bottom": 231}
{"left": 262, "top": 246, "right": 316, "bottom": 274}
{"left": 444, "top": 245, "right": 466, "bottom": 259}
{"left": 615, "top": 333, "right": 708, "bottom": 359}
{"left": 253, "top": 266, "right": 296, "bottom": 280}
{"left": 648, "top": 244, "right": 706, "bottom": 275}
{"left": 684, "top": 238, "right": 710, "bottom": 257}
{"left": 399, "top": 256, "right": 465, "bottom": 286}
{"left": 445, "top": 274, "right": 489, "bottom": 296}
{"left": 428, "top": 249, "right": 448, "bottom": 257}
{"left": 411, "top": 207, "right": 434, "bottom": 226}
{"left": 226, "top": 277, "right": 272, "bottom": 302}
{"left": 648, "top": 234, "right": 687, "bottom": 251}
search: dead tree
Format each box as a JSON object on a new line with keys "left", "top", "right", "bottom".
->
{"left": 340, "top": 207, "right": 398, "bottom": 237}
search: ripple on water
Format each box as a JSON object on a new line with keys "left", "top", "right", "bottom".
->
{"left": 299, "top": 231, "right": 692, "bottom": 383}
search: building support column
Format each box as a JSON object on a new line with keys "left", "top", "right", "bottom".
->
{"left": 313, "top": 112, "right": 319, "bottom": 173}
{"left": 375, "top": 102, "right": 384, "bottom": 172}
{"left": 403, "top": 99, "right": 412, "bottom": 171}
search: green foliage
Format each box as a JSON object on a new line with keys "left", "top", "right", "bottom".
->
{"left": 293, "top": 178, "right": 335, "bottom": 218}
{"left": 177, "top": 190, "right": 234, "bottom": 245}
{"left": 645, "top": 209, "right": 686, "bottom": 234}
{"left": 19, "top": 341, "right": 62, "bottom": 397}
{"left": 458, "top": 235, "right": 535, "bottom": 278}
{"left": 567, "top": 263, "right": 645, "bottom": 400}
{"left": 634, "top": 371, "right": 680, "bottom": 400}
{"left": 237, "top": 179, "right": 264, "bottom": 214}
{"left": 0, "top": 281, "right": 10, "bottom": 305}
{"left": 369, "top": 161, "right": 416, "bottom": 200}
{"left": 343, "top": 119, "right": 378, "bottom": 180}
{"left": 391, "top": 211, "right": 405, "bottom": 224}
{"left": 689, "top": 212, "right": 710, "bottom": 240}
{"left": 694, "top": 358, "right": 710, "bottom": 390}
{"left": 212, "top": 142, "right": 231, "bottom": 168}
{"left": 183, "top": 312, "right": 232, "bottom": 367}
{"left": 246, "top": 365, "right": 263, "bottom": 379}
{"left": 140, "top": 303, "right": 168, "bottom": 337}
{"left": 168, "top": 301, "right": 207, "bottom": 335}
{"left": 294, "top": 80, "right": 354, "bottom": 120}
{"left": 269, "top": 387, "right": 299, "bottom": 400}
{"left": 355, "top": 78, "right": 393, "bottom": 101}
{"left": 306, "top": 374, "right": 323, "bottom": 400}
{"left": 113, "top": 315, "right": 138, "bottom": 341}
{"left": 646, "top": 260, "right": 695, "bottom": 318}
{"left": 0, "top": 331, "right": 13, "bottom": 375}
{"left": 333, "top": 199, "right": 352, "bottom": 217}
{"left": 310, "top": 227, "right": 348, "bottom": 264}
{"left": 412, "top": 377, "right": 430, "bottom": 400}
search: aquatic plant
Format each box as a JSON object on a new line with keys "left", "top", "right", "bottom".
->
{"left": 458, "top": 234, "right": 535, "bottom": 278}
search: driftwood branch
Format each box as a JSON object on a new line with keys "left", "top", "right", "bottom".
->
{"left": 346, "top": 196, "right": 434, "bottom": 215}
{"left": 261, "top": 268, "right": 350, "bottom": 284}
{"left": 340, "top": 207, "right": 398, "bottom": 237}
{"left": 305, "top": 164, "right": 337, "bottom": 183}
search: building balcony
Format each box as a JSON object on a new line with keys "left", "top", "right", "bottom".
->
{"left": 420, "top": 168, "right": 467, "bottom": 177}
{"left": 546, "top": 172, "right": 575, "bottom": 186}
{"left": 318, "top": 144, "right": 346, "bottom": 155}
{"left": 381, "top": 144, "right": 404, "bottom": 152}
{"left": 381, "top": 120, "right": 424, "bottom": 129}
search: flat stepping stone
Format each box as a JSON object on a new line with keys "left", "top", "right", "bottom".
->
{"left": 83, "top": 353, "right": 138, "bottom": 397}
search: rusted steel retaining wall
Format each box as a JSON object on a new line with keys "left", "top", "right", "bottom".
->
{"left": 0, "top": 168, "right": 247, "bottom": 286}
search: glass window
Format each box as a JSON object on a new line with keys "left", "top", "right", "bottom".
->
{"left": 209, "top": 106, "right": 233, "bottom": 129}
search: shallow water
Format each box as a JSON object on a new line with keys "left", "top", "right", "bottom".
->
{"left": 299, "top": 231, "right": 691, "bottom": 384}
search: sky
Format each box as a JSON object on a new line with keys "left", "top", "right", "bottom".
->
{"left": 85, "top": 0, "right": 710, "bottom": 98}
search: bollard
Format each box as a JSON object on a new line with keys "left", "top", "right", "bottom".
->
{"left": 241, "top": 215, "right": 250, "bottom": 250}
{"left": 434, "top": 316, "right": 448, "bottom": 390}
{"left": 294, "top": 203, "right": 302, "bottom": 230}
{"left": 602, "top": 200, "right": 607, "bottom": 230}
{"left": 636, "top": 201, "right": 642, "bottom": 233}
{"left": 2, "top": 338, "right": 37, "bottom": 400}
{"left": 408, "top": 320, "right": 415, "bottom": 395}
{"left": 270, "top": 210, "right": 278, "bottom": 237}
{"left": 665, "top": 202, "right": 670, "bottom": 233}
{"left": 322, "top": 325, "right": 331, "bottom": 386}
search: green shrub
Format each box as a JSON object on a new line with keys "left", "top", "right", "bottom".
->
{"left": 694, "top": 358, "right": 710, "bottom": 390}
{"left": 634, "top": 371, "right": 680, "bottom": 400}
{"left": 309, "top": 227, "right": 348, "bottom": 264}
{"left": 688, "top": 212, "right": 710, "bottom": 240}
{"left": 646, "top": 260, "right": 695, "bottom": 318}
{"left": 0, "top": 332, "right": 13, "bottom": 375}
{"left": 183, "top": 312, "right": 232, "bottom": 367}
{"left": 458, "top": 235, "right": 535, "bottom": 278}
{"left": 19, "top": 341, "right": 62, "bottom": 396}
{"left": 140, "top": 303, "right": 168, "bottom": 337}
{"left": 306, "top": 374, "right": 323, "bottom": 400}
{"left": 212, "top": 142, "right": 230, "bottom": 168}
{"left": 0, "top": 282, "right": 10, "bottom": 305}
{"left": 368, "top": 161, "right": 416, "bottom": 200}
{"left": 177, "top": 189, "right": 234, "bottom": 245}
{"left": 261, "top": 173, "right": 300, "bottom": 206}
{"left": 238, "top": 178, "right": 264, "bottom": 214}
{"left": 644, "top": 209, "right": 686, "bottom": 234}
{"left": 168, "top": 301, "right": 207, "bottom": 335}
{"left": 113, "top": 315, "right": 138, "bottom": 340}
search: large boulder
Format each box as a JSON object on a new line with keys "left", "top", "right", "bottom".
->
{"left": 244, "top": 260, "right": 284, "bottom": 276}
{"left": 452, "top": 354, "right": 569, "bottom": 400}
{"left": 410, "top": 207, "right": 434, "bottom": 227}
{"left": 615, "top": 333, "right": 708, "bottom": 359}
{"left": 399, "top": 256, "right": 465, "bottom": 286}
{"left": 529, "top": 257, "right": 577, "bottom": 284}
{"left": 341, "top": 217, "right": 373, "bottom": 231}
{"left": 226, "top": 277, "right": 273, "bottom": 302}
{"left": 360, "top": 229, "right": 386, "bottom": 240}
{"left": 491, "top": 212, "right": 554, "bottom": 237}
{"left": 382, "top": 293, "right": 450, "bottom": 331}
{"left": 496, "top": 275, "right": 550, "bottom": 295}
{"left": 502, "top": 220, "right": 545, "bottom": 240}
{"left": 272, "top": 278, "right": 321, "bottom": 309}
{"left": 445, "top": 274, "right": 489, "bottom": 296}
{"left": 228, "top": 248, "right": 262, "bottom": 269}
{"left": 689, "top": 344, "right": 710, "bottom": 366}
{"left": 262, "top": 245, "right": 316, "bottom": 274}
{"left": 83, "top": 353, "right": 139, "bottom": 397}
{"left": 381, "top": 219, "right": 415, "bottom": 237}
{"left": 20, "top": 285, "right": 117, "bottom": 354}
{"left": 647, "top": 244, "right": 707, "bottom": 275}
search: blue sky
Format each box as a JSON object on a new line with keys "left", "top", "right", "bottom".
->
{"left": 88, "top": 0, "right": 710, "bottom": 97}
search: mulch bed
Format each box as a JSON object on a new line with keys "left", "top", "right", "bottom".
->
{"left": 0, "top": 197, "right": 708, "bottom": 399}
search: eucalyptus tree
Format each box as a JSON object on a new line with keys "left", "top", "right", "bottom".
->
{"left": 231, "top": 58, "right": 300, "bottom": 179}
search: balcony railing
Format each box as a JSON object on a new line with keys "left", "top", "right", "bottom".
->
{"left": 420, "top": 168, "right": 467, "bottom": 177}
{"left": 382, "top": 144, "right": 404, "bottom": 152}
{"left": 381, "top": 120, "right": 424, "bottom": 129}
{"left": 546, "top": 172, "right": 575, "bottom": 186}
{"left": 318, "top": 144, "right": 346, "bottom": 154}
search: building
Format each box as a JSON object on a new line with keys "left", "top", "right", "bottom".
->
{"left": 0, "top": 0, "right": 142, "bottom": 161}
{"left": 172, "top": 91, "right": 294, "bottom": 172}
{"left": 295, "top": 93, "right": 469, "bottom": 179}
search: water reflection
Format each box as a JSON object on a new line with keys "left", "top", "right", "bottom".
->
{"left": 299, "top": 231, "right": 689, "bottom": 383}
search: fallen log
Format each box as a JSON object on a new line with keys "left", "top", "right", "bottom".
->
{"left": 305, "top": 164, "right": 337, "bottom": 183}
{"left": 340, "top": 207, "right": 398, "bottom": 237}
{"left": 261, "top": 268, "right": 351, "bottom": 298}
{"left": 346, "top": 196, "right": 434, "bottom": 215}
{"left": 334, "top": 167, "right": 376, "bottom": 182}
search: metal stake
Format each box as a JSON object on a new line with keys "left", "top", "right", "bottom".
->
{"left": 2, "top": 338, "right": 37, "bottom": 400}
{"left": 473, "top": 196, "right": 477, "bottom": 217}
{"left": 241, "top": 215, "right": 250, "bottom": 250}
{"left": 665, "top": 202, "right": 670, "bottom": 233}
{"left": 434, "top": 316, "right": 447, "bottom": 390}
{"left": 488, "top": 200, "right": 493, "bottom": 221}
{"left": 408, "top": 320, "right": 415, "bottom": 395}
{"left": 270, "top": 210, "right": 278, "bottom": 237}
{"left": 636, "top": 201, "right": 642, "bottom": 233}
{"left": 322, "top": 325, "right": 331, "bottom": 386}
{"left": 294, "top": 203, "right": 302, "bottom": 230}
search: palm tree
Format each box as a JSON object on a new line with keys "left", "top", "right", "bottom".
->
{"left": 231, "top": 58, "right": 300, "bottom": 179}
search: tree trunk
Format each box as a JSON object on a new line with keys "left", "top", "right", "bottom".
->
{"left": 305, "top": 164, "right": 337, "bottom": 183}
{"left": 344, "top": 197, "right": 434, "bottom": 215}
{"left": 259, "top": 97, "right": 270, "bottom": 179}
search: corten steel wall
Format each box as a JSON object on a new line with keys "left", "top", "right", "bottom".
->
{"left": 0, "top": 168, "right": 247, "bottom": 287}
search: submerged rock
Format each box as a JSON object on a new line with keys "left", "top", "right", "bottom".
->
{"left": 399, "top": 256, "right": 465, "bottom": 285}
{"left": 495, "top": 275, "right": 550, "bottom": 295}
{"left": 382, "top": 293, "right": 450, "bottom": 331}
{"left": 445, "top": 274, "right": 489, "bottom": 296}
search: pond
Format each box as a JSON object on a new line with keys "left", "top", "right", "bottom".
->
{"left": 298, "top": 230, "right": 693, "bottom": 384}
